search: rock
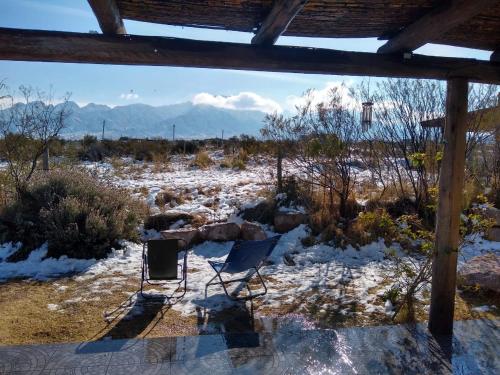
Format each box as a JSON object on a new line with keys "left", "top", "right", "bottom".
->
{"left": 481, "top": 207, "right": 500, "bottom": 225}
{"left": 240, "top": 200, "right": 275, "bottom": 224}
{"left": 459, "top": 253, "right": 500, "bottom": 293}
{"left": 274, "top": 211, "right": 306, "bottom": 233}
{"left": 144, "top": 210, "right": 194, "bottom": 231}
{"left": 486, "top": 226, "right": 500, "bottom": 242}
{"left": 240, "top": 221, "right": 267, "bottom": 241}
{"left": 200, "top": 222, "right": 241, "bottom": 241}
{"left": 161, "top": 228, "right": 200, "bottom": 249}
{"left": 474, "top": 206, "right": 500, "bottom": 241}
{"left": 283, "top": 253, "right": 296, "bottom": 266}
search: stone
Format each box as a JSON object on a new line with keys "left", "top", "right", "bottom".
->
{"left": 240, "top": 200, "right": 275, "bottom": 224}
{"left": 459, "top": 253, "right": 500, "bottom": 293}
{"left": 486, "top": 226, "right": 500, "bottom": 242}
{"left": 481, "top": 206, "right": 500, "bottom": 225}
{"left": 199, "top": 222, "right": 241, "bottom": 241}
{"left": 144, "top": 210, "right": 194, "bottom": 231}
{"left": 240, "top": 221, "right": 267, "bottom": 241}
{"left": 160, "top": 228, "right": 200, "bottom": 249}
{"left": 274, "top": 211, "right": 306, "bottom": 233}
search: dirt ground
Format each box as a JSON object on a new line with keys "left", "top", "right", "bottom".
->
{"left": 0, "top": 277, "right": 498, "bottom": 346}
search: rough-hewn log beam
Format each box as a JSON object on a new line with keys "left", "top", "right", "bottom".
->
{"left": 0, "top": 28, "right": 499, "bottom": 84}
{"left": 378, "top": 0, "right": 496, "bottom": 54}
{"left": 251, "top": 0, "right": 308, "bottom": 45}
{"left": 428, "top": 77, "right": 468, "bottom": 335}
{"left": 492, "top": 50, "right": 500, "bottom": 62}
{"left": 87, "top": 0, "right": 126, "bottom": 34}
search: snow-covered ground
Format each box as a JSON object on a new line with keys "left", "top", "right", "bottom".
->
{"left": 84, "top": 152, "right": 277, "bottom": 222}
{"left": 0, "top": 154, "right": 499, "bottom": 322}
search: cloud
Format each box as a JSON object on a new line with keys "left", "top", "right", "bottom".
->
{"left": 192, "top": 92, "right": 282, "bottom": 113}
{"left": 120, "top": 92, "right": 139, "bottom": 100}
{"left": 285, "top": 81, "right": 358, "bottom": 111}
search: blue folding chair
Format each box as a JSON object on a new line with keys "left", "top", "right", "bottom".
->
{"left": 205, "top": 235, "right": 281, "bottom": 300}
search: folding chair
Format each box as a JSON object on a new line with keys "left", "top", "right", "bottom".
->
{"left": 205, "top": 235, "right": 281, "bottom": 301}
{"left": 140, "top": 239, "right": 188, "bottom": 299}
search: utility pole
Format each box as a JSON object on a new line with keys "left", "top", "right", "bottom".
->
{"left": 221, "top": 129, "right": 224, "bottom": 148}
{"left": 101, "top": 120, "right": 105, "bottom": 140}
{"left": 172, "top": 124, "right": 176, "bottom": 141}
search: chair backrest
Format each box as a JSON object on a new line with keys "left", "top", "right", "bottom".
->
{"left": 223, "top": 235, "right": 281, "bottom": 274}
{"left": 147, "top": 239, "right": 179, "bottom": 280}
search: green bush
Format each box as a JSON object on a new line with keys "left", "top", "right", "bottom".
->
{"left": 0, "top": 169, "right": 146, "bottom": 261}
{"left": 356, "top": 209, "right": 398, "bottom": 244}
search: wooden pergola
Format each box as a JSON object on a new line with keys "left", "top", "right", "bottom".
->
{"left": 1, "top": 0, "right": 499, "bottom": 335}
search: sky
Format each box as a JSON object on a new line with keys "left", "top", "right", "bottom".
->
{"left": 0, "top": 0, "right": 494, "bottom": 113}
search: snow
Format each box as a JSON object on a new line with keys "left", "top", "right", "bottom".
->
{"left": 459, "top": 234, "right": 500, "bottom": 267}
{"left": 47, "top": 304, "right": 59, "bottom": 311}
{"left": 0, "top": 243, "right": 96, "bottom": 282}
{"left": 1, "top": 155, "right": 498, "bottom": 321}
{"left": 471, "top": 305, "right": 495, "bottom": 313}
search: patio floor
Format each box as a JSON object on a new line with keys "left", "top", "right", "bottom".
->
{"left": 0, "top": 319, "right": 498, "bottom": 374}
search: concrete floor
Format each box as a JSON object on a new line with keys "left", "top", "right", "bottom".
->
{"left": 0, "top": 319, "right": 498, "bottom": 374}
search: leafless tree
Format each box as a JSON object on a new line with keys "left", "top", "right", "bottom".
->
{"left": 0, "top": 84, "right": 71, "bottom": 194}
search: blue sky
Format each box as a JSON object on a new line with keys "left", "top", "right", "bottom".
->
{"left": 0, "top": 0, "right": 493, "bottom": 112}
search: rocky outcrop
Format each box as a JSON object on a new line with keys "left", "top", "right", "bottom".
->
{"left": 459, "top": 253, "right": 500, "bottom": 293}
{"left": 199, "top": 222, "right": 241, "bottom": 241}
{"left": 240, "top": 221, "right": 267, "bottom": 241}
{"left": 274, "top": 211, "right": 306, "bottom": 233}
{"left": 160, "top": 228, "right": 200, "bottom": 249}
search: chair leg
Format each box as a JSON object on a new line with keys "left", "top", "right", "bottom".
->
{"left": 205, "top": 268, "right": 268, "bottom": 301}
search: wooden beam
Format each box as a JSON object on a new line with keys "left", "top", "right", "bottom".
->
{"left": 251, "top": 0, "right": 308, "bottom": 45}
{"left": 492, "top": 50, "right": 500, "bottom": 63}
{"left": 378, "top": 0, "right": 495, "bottom": 54}
{"left": 428, "top": 77, "right": 468, "bottom": 335}
{"left": 0, "top": 28, "right": 499, "bottom": 84}
{"left": 87, "top": 0, "right": 126, "bottom": 34}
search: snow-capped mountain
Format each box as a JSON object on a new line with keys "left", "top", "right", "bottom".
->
{"left": 57, "top": 101, "right": 266, "bottom": 139}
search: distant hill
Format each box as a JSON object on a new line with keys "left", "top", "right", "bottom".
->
{"left": 51, "top": 101, "right": 267, "bottom": 139}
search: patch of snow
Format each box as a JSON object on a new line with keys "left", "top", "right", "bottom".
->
{"left": 459, "top": 235, "right": 500, "bottom": 267}
{"left": 47, "top": 304, "right": 59, "bottom": 311}
{"left": 471, "top": 305, "right": 495, "bottom": 313}
{"left": 0, "top": 243, "right": 96, "bottom": 282}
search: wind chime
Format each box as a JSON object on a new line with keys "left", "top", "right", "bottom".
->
{"left": 361, "top": 78, "right": 374, "bottom": 132}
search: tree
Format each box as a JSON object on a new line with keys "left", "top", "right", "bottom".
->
{"left": 0, "top": 84, "right": 71, "bottom": 195}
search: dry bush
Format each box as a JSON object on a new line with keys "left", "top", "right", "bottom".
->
{"left": 191, "top": 151, "right": 213, "bottom": 169}
{"left": 154, "top": 189, "right": 185, "bottom": 208}
{"left": 0, "top": 168, "right": 146, "bottom": 261}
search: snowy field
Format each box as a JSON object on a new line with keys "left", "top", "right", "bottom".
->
{"left": 0, "top": 154, "right": 499, "bottom": 330}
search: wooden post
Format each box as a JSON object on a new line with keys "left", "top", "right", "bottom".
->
{"left": 428, "top": 77, "right": 468, "bottom": 335}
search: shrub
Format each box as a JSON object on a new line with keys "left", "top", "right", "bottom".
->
{"left": 231, "top": 157, "right": 246, "bottom": 170}
{"left": 154, "top": 189, "right": 184, "bottom": 208}
{"left": 144, "top": 212, "right": 203, "bottom": 231}
{"left": 355, "top": 209, "right": 398, "bottom": 244}
{"left": 191, "top": 151, "right": 213, "bottom": 169}
{"left": 0, "top": 169, "right": 146, "bottom": 261}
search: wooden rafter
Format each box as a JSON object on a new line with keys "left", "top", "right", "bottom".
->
{"left": 492, "top": 50, "right": 500, "bottom": 62}
{"left": 251, "top": 0, "right": 308, "bottom": 45}
{"left": 0, "top": 28, "right": 499, "bottom": 84}
{"left": 87, "top": 0, "right": 126, "bottom": 35}
{"left": 378, "top": 0, "right": 496, "bottom": 54}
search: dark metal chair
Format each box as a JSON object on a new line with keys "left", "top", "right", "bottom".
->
{"left": 141, "top": 239, "right": 188, "bottom": 299}
{"left": 205, "top": 235, "right": 281, "bottom": 301}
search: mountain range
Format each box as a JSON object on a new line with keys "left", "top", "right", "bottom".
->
{"left": 55, "top": 101, "right": 267, "bottom": 139}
